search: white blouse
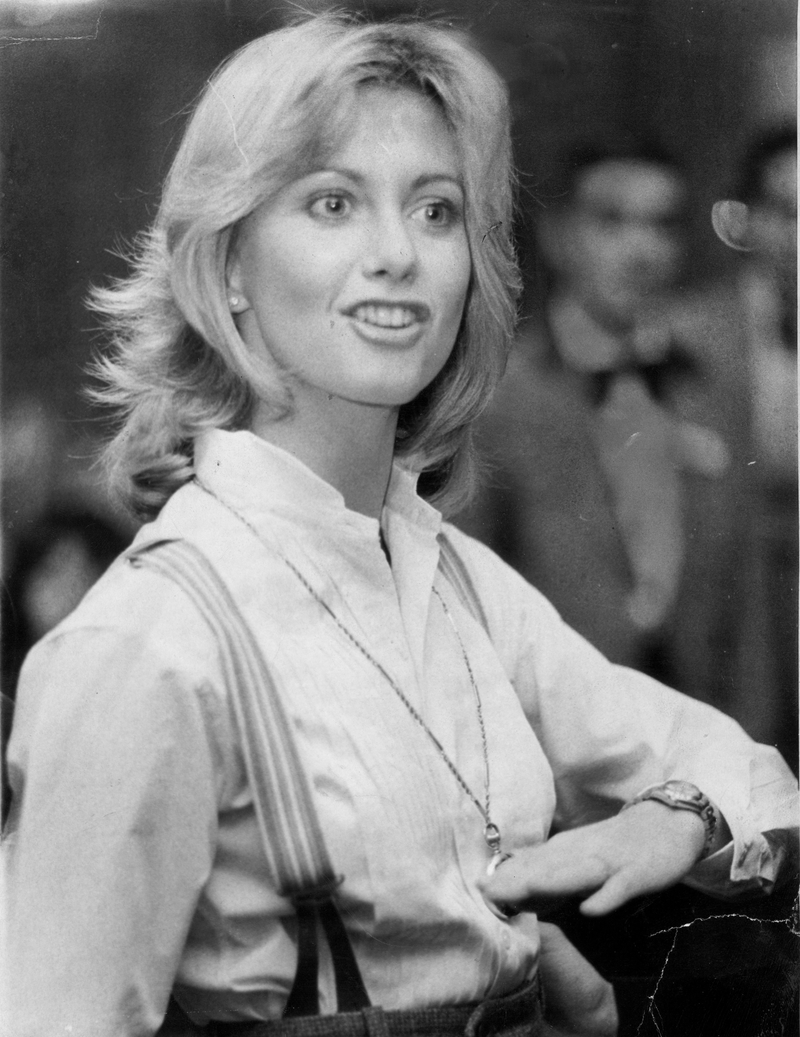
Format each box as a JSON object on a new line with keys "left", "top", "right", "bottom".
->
{"left": 3, "top": 429, "right": 796, "bottom": 1036}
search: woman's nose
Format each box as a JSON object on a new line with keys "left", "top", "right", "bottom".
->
{"left": 362, "top": 211, "right": 418, "bottom": 281}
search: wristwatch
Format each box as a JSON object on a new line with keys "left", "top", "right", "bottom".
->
{"left": 621, "top": 780, "right": 717, "bottom": 859}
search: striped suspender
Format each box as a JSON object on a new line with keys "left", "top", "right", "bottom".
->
{"left": 128, "top": 530, "right": 487, "bottom": 1014}
{"left": 128, "top": 539, "right": 370, "bottom": 1015}
{"left": 129, "top": 539, "right": 335, "bottom": 898}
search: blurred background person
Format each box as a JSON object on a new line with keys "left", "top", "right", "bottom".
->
{"left": 710, "top": 125, "right": 797, "bottom": 772}
{"left": 0, "top": 394, "right": 134, "bottom": 662}
{"left": 1, "top": 397, "right": 60, "bottom": 577}
{"left": 458, "top": 141, "right": 733, "bottom": 697}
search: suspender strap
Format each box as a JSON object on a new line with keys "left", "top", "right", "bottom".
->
{"left": 284, "top": 901, "right": 322, "bottom": 1015}
{"left": 128, "top": 539, "right": 371, "bottom": 1015}
{"left": 319, "top": 898, "right": 372, "bottom": 1011}
{"left": 129, "top": 539, "right": 335, "bottom": 898}
{"left": 133, "top": 531, "right": 488, "bottom": 1019}
{"left": 284, "top": 894, "right": 371, "bottom": 1015}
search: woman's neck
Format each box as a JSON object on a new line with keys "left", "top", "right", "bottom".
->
{"left": 250, "top": 393, "right": 399, "bottom": 521}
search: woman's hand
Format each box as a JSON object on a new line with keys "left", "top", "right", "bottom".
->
{"left": 484, "top": 801, "right": 708, "bottom": 918}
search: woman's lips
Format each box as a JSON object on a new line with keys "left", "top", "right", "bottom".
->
{"left": 341, "top": 301, "right": 430, "bottom": 347}
{"left": 344, "top": 301, "right": 430, "bottom": 330}
{"left": 351, "top": 303, "right": 420, "bottom": 329}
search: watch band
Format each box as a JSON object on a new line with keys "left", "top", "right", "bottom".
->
{"left": 621, "top": 780, "right": 717, "bottom": 859}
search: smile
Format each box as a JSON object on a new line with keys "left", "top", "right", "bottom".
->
{"left": 346, "top": 302, "right": 429, "bottom": 329}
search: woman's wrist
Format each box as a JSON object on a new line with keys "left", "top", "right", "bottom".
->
{"left": 624, "top": 798, "right": 708, "bottom": 864}
{"left": 620, "top": 780, "right": 726, "bottom": 861}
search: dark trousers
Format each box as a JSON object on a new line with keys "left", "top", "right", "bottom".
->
{"left": 159, "top": 977, "right": 544, "bottom": 1037}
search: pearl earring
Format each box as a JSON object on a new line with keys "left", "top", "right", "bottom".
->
{"left": 228, "top": 294, "right": 240, "bottom": 310}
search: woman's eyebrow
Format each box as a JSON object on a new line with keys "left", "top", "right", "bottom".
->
{"left": 410, "top": 173, "right": 465, "bottom": 193}
{"left": 302, "top": 168, "right": 464, "bottom": 193}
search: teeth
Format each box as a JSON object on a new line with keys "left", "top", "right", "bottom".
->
{"left": 353, "top": 305, "right": 417, "bottom": 328}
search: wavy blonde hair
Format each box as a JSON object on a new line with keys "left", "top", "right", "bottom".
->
{"left": 91, "top": 12, "right": 520, "bottom": 519}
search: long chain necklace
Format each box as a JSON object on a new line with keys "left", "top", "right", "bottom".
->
{"left": 194, "top": 477, "right": 509, "bottom": 875}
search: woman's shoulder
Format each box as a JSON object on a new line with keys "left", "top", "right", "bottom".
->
{"left": 23, "top": 545, "right": 224, "bottom": 699}
{"left": 22, "top": 484, "right": 243, "bottom": 690}
{"left": 11, "top": 514, "right": 240, "bottom": 789}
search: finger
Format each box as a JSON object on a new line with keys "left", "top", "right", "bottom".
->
{"left": 485, "top": 850, "right": 608, "bottom": 906}
{"left": 578, "top": 868, "right": 638, "bottom": 917}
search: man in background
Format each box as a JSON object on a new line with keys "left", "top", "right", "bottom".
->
{"left": 460, "top": 141, "right": 732, "bottom": 698}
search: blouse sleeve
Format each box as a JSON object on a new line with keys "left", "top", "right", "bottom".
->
{"left": 2, "top": 565, "right": 235, "bottom": 1037}
{"left": 443, "top": 525, "right": 799, "bottom": 900}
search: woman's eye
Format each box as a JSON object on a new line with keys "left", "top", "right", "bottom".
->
{"left": 309, "top": 194, "right": 351, "bottom": 219}
{"left": 413, "top": 200, "right": 459, "bottom": 228}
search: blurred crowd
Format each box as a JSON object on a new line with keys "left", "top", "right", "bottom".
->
{"left": 459, "top": 125, "right": 797, "bottom": 772}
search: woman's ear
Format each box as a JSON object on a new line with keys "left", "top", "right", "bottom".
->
{"left": 711, "top": 200, "right": 753, "bottom": 252}
{"left": 225, "top": 252, "right": 251, "bottom": 313}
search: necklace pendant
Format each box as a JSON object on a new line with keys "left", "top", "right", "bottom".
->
{"left": 484, "top": 822, "right": 501, "bottom": 854}
{"left": 484, "top": 822, "right": 512, "bottom": 876}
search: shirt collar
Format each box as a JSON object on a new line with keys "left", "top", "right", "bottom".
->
{"left": 193, "top": 428, "right": 441, "bottom": 544}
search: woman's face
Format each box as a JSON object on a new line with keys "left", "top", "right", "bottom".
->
{"left": 228, "top": 85, "right": 471, "bottom": 416}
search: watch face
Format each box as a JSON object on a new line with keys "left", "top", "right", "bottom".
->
{"left": 663, "top": 780, "right": 704, "bottom": 804}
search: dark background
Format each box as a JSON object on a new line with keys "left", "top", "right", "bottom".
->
{"left": 0, "top": 0, "right": 795, "bottom": 532}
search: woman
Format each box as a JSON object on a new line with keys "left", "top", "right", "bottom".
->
{"left": 3, "top": 13, "right": 796, "bottom": 1037}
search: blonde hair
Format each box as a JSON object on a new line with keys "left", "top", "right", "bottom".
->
{"left": 91, "top": 12, "right": 520, "bottom": 519}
